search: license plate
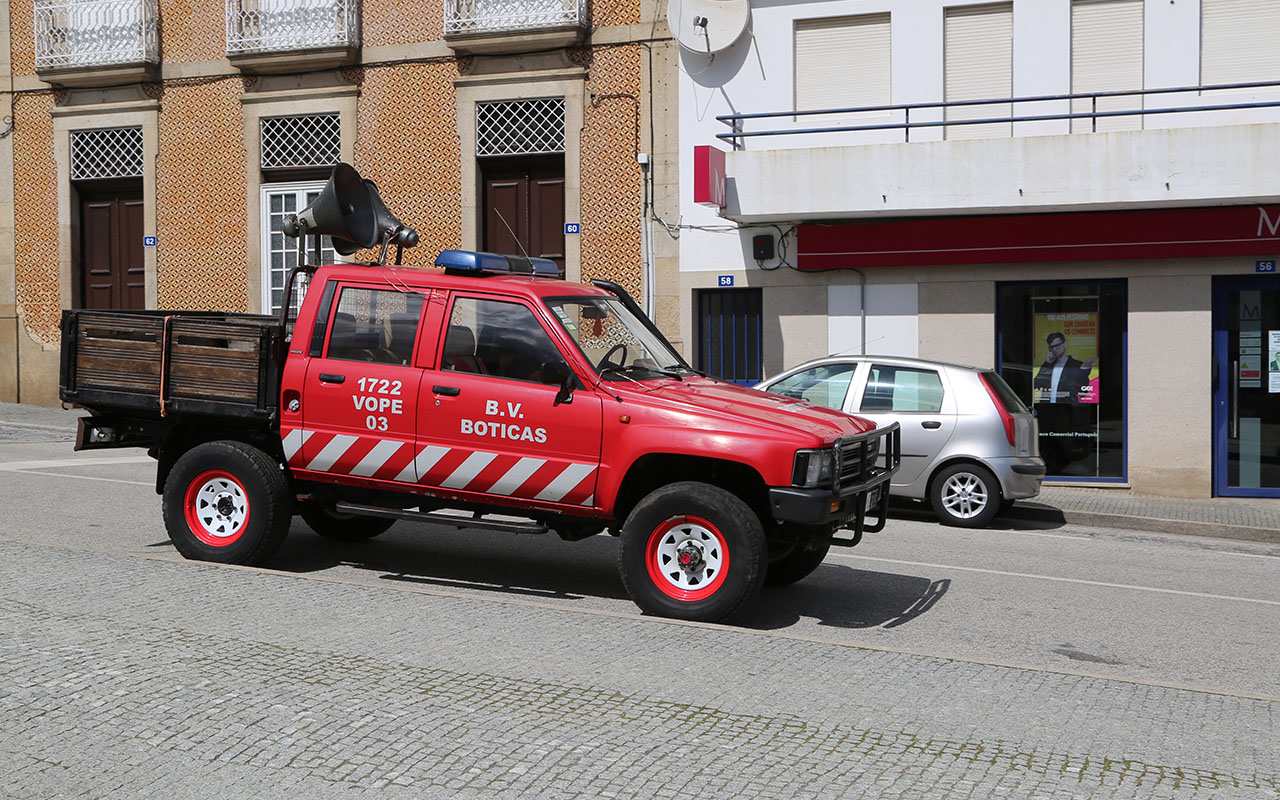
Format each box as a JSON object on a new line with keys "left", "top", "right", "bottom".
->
{"left": 865, "top": 484, "right": 882, "bottom": 510}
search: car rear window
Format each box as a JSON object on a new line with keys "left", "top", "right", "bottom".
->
{"left": 982, "top": 371, "right": 1029, "bottom": 414}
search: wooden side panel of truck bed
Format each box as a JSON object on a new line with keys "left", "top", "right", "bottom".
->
{"left": 60, "top": 310, "right": 283, "bottom": 419}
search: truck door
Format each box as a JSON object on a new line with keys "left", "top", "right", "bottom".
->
{"left": 293, "top": 284, "right": 428, "bottom": 485}
{"left": 415, "top": 294, "right": 603, "bottom": 508}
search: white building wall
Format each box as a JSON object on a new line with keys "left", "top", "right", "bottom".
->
{"left": 676, "top": 0, "right": 1280, "bottom": 353}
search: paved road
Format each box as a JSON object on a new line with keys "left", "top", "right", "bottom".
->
{"left": 2, "top": 428, "right": 1277, "bottom": 799}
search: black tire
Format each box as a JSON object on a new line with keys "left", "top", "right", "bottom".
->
{"left": 618, "top": 481, "right": 766, "bottom": 622}
{"left": 930, "top": 463, "right": 1002, "bottom": 528}
{"left": 764, "top": 540, "right": 831, "bottom": 587}
{"left": 162, "top": 440, "right": 292, "bottom": 565}
{"left": 300, "top": 504, "right": 395, "bottom": 541}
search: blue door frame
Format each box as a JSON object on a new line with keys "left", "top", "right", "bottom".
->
{"left": 1212, "top": 274, "right": 1280, "bottom": 497}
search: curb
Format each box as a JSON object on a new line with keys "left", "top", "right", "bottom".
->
{"left": 1006, "top": 503, "right": 1280, "bottom": 544}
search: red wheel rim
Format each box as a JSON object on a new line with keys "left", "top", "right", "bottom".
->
{"left": 644, "top": 515, "right": 729, "bottom": 602}
{"left": 183, "top": 470, "right": 250, "bottom": 547}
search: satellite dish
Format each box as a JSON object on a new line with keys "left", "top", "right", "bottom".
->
{"left": 667, "top": 0, "right": 750, "bottom": 55}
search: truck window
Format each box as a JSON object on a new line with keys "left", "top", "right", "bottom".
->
{"left": 444, "top": 297, "right": 566, "bottom": 383}
{"left": 325, "top": 286, "right": 425, "bottom": 366}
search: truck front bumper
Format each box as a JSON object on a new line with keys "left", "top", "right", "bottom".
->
{"left": 768, "top": 422, "right": 901, "bottom": 539}
{"left": 768, "top": 470, "right": 891, "bottom": 528}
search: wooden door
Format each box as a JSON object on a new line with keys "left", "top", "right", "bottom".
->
{"left": 80, "top": 188, "right": 144, "bottom": 310}
{"left": 482, "top": 157, "right": 565, "bottom": 275}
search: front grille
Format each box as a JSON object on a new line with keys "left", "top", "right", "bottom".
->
{"left": 834, "top": 423, "right": 900, "bottom": 491}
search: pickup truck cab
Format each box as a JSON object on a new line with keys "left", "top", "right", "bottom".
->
{"left": 61, "top": 174, "right": 898, "bottom": 623}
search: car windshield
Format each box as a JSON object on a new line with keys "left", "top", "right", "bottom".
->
{"left": 545, "top": 297, "right": 688, "bottom": 379}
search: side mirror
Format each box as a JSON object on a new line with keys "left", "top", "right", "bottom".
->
{"left": 541, "top": 361, "right": 576, "bottom": 405}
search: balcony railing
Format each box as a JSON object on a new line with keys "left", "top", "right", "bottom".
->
{"left": 226, "top": 0, "right": 357, "bottom": 54}
{"left": 33, "top": 0, "right": 158, "bottom": 71}
{"left": 717, "top": 80, "right": 1280, "bottom": 150}
{"left": 443, "top": 0, "right": 585, "bottom": 35}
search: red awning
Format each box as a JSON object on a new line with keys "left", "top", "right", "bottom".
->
{"left": 797, "top": 205, "right": 1280, "bottom": 269}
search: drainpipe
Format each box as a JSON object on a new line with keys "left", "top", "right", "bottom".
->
{"left": 639, "top": 153, "right": 655, "bottom": 319}
{"left": 852, "top": 268, "right": 866, "bottom": 354}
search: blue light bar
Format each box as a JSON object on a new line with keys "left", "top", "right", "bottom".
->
{"left": 435, "top": 250, "right": 560, "bottom": 277}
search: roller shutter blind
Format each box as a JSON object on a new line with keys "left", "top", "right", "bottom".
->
{"left": 1071, "top": 0, "right": 1144, "bottom": 133}
{"left": 1202, "top": 0, "right": 1280, "bottom": 85}
{"left": 795, "top": 14, "right": 891, "bottom": 115}
{"left": 945, "top": 4, "right": 1012, "bottom": 140}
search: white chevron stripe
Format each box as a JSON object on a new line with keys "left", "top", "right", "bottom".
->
{"left": 349, "top": 439, "right": 404, "bottom": 478}
{"left": 534, "top": 463, "right": 596, "bottom": 502}
{"left": 401, "top": 445, "right": 450, "bottom": 483}
{"left": 308, "top": 434, "right": 358, "bottom": 472}
{"left": 441, "top": 451, "right": 498, "bottom": 489}
{"left": 486, "top": 457, "right": 546, "bottom": 496}
{"left": 281, "top": 428, "right": 312, "bottom": 461}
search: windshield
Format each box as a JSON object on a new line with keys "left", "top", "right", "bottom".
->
{"left": 546, "top": 296, "right": 687, "bottom": 379}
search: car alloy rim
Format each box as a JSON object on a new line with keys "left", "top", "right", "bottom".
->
{"left": 941, "top": 471, "right": 988, "bottom": 519}
{"left": 184, "top": 470, "right": 250, "bottom": 546}
{"left": 645, "top": 515, "right": 729, "bottom": 602}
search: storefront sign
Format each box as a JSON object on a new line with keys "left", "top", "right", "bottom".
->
{"left": 796, "top": 205, "right": 1280, "bottom": 270}
{"left": 693, "top": 145, "right": 727, "bottom": 209}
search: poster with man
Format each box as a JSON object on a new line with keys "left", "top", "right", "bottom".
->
{"left": 1032, "top": 313, "right": 1100, "bottom": 404}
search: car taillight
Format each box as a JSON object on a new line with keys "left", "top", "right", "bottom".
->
{"left": 979, "top": 373, "right": 1016, "bottom": 447}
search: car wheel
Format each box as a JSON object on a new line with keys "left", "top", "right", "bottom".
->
{"left": 618, "top": 481, "right": 766, "bottom": 622}
{"left": 300, "top": 503, "right": 396, "bottom": 541}
{"left": 930, "top": 463, "right": 1001, "bottom": 528}
{"left": 162, "top": 441, "right": 292, "bottom": 565}
{"left": 764, "top": 539, "right": 831, "bottom": 587}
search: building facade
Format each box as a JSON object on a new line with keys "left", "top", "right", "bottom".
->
{"left": 1, "top": 0, "right": 679, "bottom": 405}
{"left": 676, "top": 0, "right": 1280, "bottom": 499}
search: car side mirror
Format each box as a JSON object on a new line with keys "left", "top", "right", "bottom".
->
{"left": 541, "top": 361, "right": 576, "bottom": 405}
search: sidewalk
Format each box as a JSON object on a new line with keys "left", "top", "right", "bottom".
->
{"left": 1008, "top": 485, "right": 1280, "bottom": 544}
{"left": 3, "top": 401, "right": 1277, "bottom": 544}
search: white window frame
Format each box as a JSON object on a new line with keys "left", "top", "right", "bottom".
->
{"left": 259, "top": 180, "right": 338, "bottom": 316}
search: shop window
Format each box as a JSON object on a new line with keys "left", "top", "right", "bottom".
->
{"left": 997, "top": 281, "right": 1127, "bottom": 480}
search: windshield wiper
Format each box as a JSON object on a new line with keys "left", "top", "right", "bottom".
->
{"left": 663, "top": 364, "right": 705, "bottom": 377}
{"left": 598, "top": 366, "right": 645, "bottom": 385}
{"left": 600, "top": 364, "right": 684, "bottom": 381}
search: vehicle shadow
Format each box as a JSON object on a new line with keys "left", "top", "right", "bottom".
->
{"left": 743, "top": 566, "right": 950, "bottom": 631}
{"left": 266, "top": 520, "right": 631, "bottom": 603}
{"left": 266, "top": 520, "right": 950, "bottom": 631}
{"left": 886, "top": 498, "right": 1068, "bottom": 530}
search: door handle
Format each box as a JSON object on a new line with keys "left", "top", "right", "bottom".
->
{"left": 433, "top": 385, "right": 461, "bottom": 397}
{"left": 921, "top": 420, "right": 942, "bottom": 429}
{"left": 318, "top": 373, "right": 345, "bottom": 384}
{"left": 1231, "top": 359, "right": 1239, "bottom": 439}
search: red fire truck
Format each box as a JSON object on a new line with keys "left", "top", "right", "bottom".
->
{"left": 60, "top": 165, "right": 898, "bottom": 623}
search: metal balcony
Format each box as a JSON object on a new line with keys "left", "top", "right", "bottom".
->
{"left": 443, "top": 0, "right": 586, "bottom": 53}
{"left": 226, "top": 0, "right": 357, "bottom": 56}
{"left": 33, "top": 0, "right": 158, "bottom": 73}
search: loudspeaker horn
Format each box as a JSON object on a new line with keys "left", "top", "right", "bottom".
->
{"left": 364, "top": 179, "right": 419, "bottom": 249}
{"left": 281, "top": 163, "right": 378, "bottom": 249}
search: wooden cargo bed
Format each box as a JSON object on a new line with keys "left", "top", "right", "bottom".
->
{"left": 60, "top": 309, "right": 284, "bottom": 420}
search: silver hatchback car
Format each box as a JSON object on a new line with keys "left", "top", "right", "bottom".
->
{"left": 757, "top": 355, "right": 1045, "bottom": 527}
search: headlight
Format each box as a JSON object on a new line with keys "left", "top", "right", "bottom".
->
{"left": 792, "top": 448, "right": 835, "bottom": 488}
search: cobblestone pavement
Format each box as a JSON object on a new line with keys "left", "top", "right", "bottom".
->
{"left": 2, "top": 539, "right": 1277, "bottom": 800}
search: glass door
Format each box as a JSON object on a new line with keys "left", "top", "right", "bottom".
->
{"left": 1213, "top": 276, "right": 1280, "bottom": 496}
